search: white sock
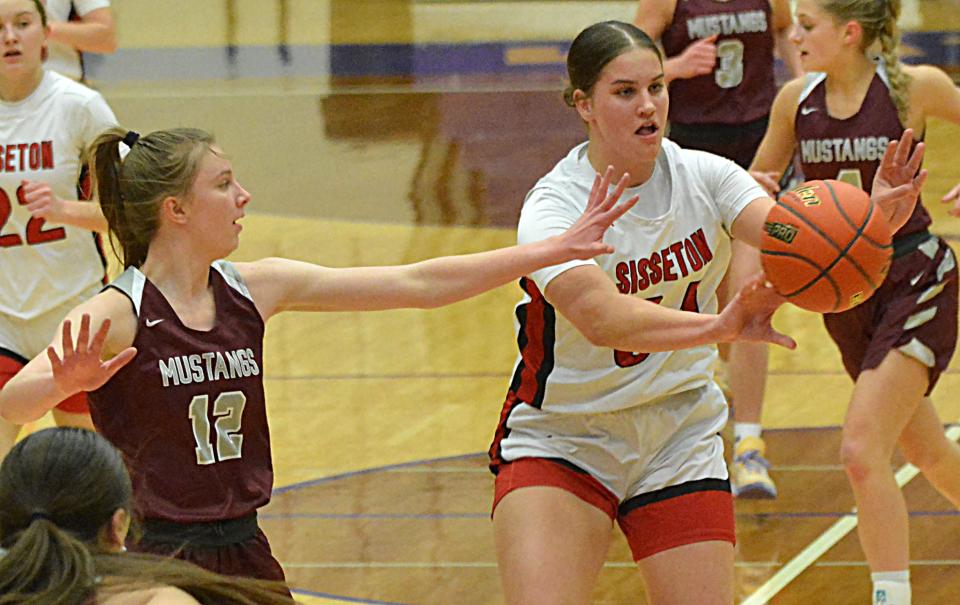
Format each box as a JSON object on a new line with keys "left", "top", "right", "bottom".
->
{"left": 734, "top": 422, "right": 762, "bottom": 444}
{"left": 872, "top": 570, "right": 910, "bottom": 605}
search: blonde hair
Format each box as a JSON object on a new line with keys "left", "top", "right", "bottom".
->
{"left": 85, "top": 128, "right": 215, "bottom": 268}
{"left": 821, "top": 0, "right": 910, "bottom": 124}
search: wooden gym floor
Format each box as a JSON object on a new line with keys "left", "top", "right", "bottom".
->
{"left": 27, "top": 1, "right": 960, "bottom": 603}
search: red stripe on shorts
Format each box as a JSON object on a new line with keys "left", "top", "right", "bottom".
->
{"left": 618, "top": 482, "right": 734, "bottom": 561}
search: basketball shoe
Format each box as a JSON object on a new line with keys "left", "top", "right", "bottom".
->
{"left": 731, "top": 436, "right": 777, "bottom": 499}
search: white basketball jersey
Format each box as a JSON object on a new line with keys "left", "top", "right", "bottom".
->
{"left": 0, "top": 70, "right": 117, "bottom": 320}
{"left": 513, "top": 139, "right": 766, "bottom": 413}
{"left": 43, "top": 0, "right": 112, "bottom": 81}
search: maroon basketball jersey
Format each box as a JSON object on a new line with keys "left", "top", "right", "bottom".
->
{"left": 795, "top": 70, "right": 931, "bottom": 237}
{"left": 88, "top": 261, "right": 272, "bottom": 522}
{"left": 661, "top": 0, "right": 777, "bottom": 125}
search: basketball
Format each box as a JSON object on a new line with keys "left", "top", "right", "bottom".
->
{"left": 760, "top": 179, "right": 893, "bottom": 313}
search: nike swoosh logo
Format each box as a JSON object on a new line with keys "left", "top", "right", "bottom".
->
{"left": 800, "top": 106, "right": 818, "bottom": 115}
{"left": 145, "top": 318, "right": 164, "bottom": 327}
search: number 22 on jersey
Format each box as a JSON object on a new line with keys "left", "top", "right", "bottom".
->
{"left": 189, "top": 391, "right": 246, "bottom": 465}
{"left": 0, "top": 184, "right": 66, "bottom": 247}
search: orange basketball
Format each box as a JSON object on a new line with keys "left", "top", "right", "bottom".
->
{"left": 760, "top": 179, "right": 892, "bottom": 313}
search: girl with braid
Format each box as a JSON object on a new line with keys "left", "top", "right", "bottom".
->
{"left": 0, "top": 125, "right": 638, "bottom": 582}
{"left": 751, "top": 1, "right": 960, "bottom": 603}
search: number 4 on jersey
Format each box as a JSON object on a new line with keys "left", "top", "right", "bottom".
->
{"left": 614, "top": 281, "right": 701, "bottom": 368}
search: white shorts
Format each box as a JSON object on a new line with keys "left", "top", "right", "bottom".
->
{"left": 497, "top": 383, "right": 729, "bottom": 502}
{"left": 0, "top": 283, "right": 100, "bottom": 361}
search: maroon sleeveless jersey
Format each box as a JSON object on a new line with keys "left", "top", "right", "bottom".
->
{"left": 661, "top": 0, "right": 776, "bottom": 125}
{"left": 795, "top": 70, "right": 931, "bottom": 237}
{"left": 88, "top": 261, "right": 272, "bottom": 522}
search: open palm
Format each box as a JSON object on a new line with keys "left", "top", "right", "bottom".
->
{"left": 47, "top": 314, "right": 137, "bottom": 394}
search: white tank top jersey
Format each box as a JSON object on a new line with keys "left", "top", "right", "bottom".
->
{"left": 515, "top": 139, "right": 766, "bottom": 413}
{"left": 43, "top": 0, "right": 112, "bottom": 81}
{"left": 0, "top": 70, "right": 117, "bottom": 320}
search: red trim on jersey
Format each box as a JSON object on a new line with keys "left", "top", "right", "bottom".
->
{"left": 487, "top": 392, "right": 521, "bottom": 472}
{"left": 488, "top": 278, "right": 557, "bottom": 471}
{"left": 0, "top": 354, "right": 25, "bottom": 389}
{"left": 617, "top": 489, "right": 735, "bottom": 561}
{"left": 76, "top": 165, "right": 109, "bottom": 282}
{"left": 510, "top": 278, "right": 553, "bottom": 406}
{"left": 492, "top": 457, "right": 619, "bottom": 520}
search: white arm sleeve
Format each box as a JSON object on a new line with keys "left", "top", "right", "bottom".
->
{"left": 517, "top": 187, "right": 596, "bottom": 292}
{"left": 698, "top": 153, "right": 769, "bottom": 233}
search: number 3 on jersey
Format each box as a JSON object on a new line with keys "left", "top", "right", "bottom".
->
{"left": 188, "top": 391, "right": 246, "bottom": 465}
{"left": 614, "top": 281, "right": 701, "bottom": 367}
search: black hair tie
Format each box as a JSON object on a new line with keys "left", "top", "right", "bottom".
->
{"left": 122, "top": 130, "right": 140, "bottom": 148}
{"left": 30, "top": 511, "right": 51, "bottom": 523}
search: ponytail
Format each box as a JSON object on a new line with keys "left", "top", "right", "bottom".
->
{"left": 86, "top": 127, "right": 216, "bottom": 269}
{"left": 0, "top": 519, "right": 96, "bottom": 604}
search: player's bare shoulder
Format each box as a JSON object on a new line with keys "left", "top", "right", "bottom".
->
{"left": 63, "top": 288, "right": 139, "bottom": 358}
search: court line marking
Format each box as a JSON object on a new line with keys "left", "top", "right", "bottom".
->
{"left": 741, "top": 423, "right": 960, "bottom": 605}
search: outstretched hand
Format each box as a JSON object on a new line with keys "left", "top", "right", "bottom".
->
{"left": 47, "top": 314, "right": 137, "bottom": 394}
{"left": 557, "top": 166, "right": 640, "bottom": 260}
{"left": 715, "top": 274, "right": 796, "bottom": 349}
{"left": 871, "top": 129, "right": 928, "bottom": 233}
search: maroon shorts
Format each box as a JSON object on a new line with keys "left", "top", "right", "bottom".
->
{"left": 493, "top": 457, "right": 734, "bottom": 561}
{"left": 132, "top": 517, "right": 287, "bottom": 586}
{"left": 667, "top": 116, "right": 768, "bottom": 169}
{"left": 823, "top": 235, "right": 958, "bottom": 394}
{"left": 0, "top": 350, "right": 89, "bottom": 414}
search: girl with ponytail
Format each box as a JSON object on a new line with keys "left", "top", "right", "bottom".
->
{"left": 0, "top": 124, "right": 637, "bottom": 583}
{"left": 750, "top": 1, "right": 960, "bottom": 603}
{"left": 0, "top": 427, "right": 294, "bottom": 604}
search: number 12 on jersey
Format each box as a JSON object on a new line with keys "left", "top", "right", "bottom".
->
{"left": 188, "top": 391, "right": 247, "bottom": 465}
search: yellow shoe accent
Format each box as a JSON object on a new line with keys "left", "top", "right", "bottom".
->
{"left": 731, "top": 436, "right": 777, "bottom": 499}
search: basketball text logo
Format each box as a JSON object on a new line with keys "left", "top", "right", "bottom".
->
{"left": 764, "top": 221, "right": 798, "bottom": 244}
{"left": 793, "top": 185, "right": 821, "bottom": 207}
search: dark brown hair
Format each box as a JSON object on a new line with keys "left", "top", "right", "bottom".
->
{"left": 0, "top": 428, "right": 293, "bottom": 605}
{"left": 563, "top": 20, "right": 663, "bottom": 107}
{"left": 30, "top": 0, "right": 46, "bottom": 26}
{"left": 87, "top": 127, "right": 216, "bottom": 268}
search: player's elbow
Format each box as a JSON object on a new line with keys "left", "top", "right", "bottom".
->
{"left": 573, "top": 316, "right": 622, "bottom": 349}
{"left": 97, "top": 29, "right": 118, "bottom": 53}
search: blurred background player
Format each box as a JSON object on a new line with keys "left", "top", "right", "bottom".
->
{"left": 0, "top": 125, "right": 636, "bottom": 582}
{"left": 0, "top": 0, "right": 117, "bottom": 460}
{"left": 43, "top": 0, "right": 116, "bottom": 82}
{"left": 634, "top": 0, "right": 803, "bottom": 498}
{"left": 750, "top": 1, "right": 960, "bottom": 603}
{"left": 0, "top": 427, "right": 294, "bottom": 604}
